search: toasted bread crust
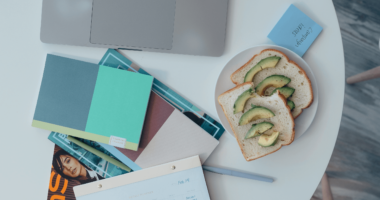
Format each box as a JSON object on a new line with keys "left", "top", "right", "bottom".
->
{"left": 217, "top": 82, "right": 254, "bottom": 102}
{"left": 218, "top": 84, "right": 295, "bottom": 161}
{"left": 288, "top": 59, "right": 313, "bottom": 118}
{"left": 230, "top": 52, "right": 261, "bottom": 84}
{"left": 230, "top": 49, "right": 313, "bottom": 119}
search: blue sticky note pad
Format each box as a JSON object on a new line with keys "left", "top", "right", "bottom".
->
{"left": 268, "top": 4, "right": 323, "bottom": 57}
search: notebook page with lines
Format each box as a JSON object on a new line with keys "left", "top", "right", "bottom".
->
{"left": 74, "top": 156, "right": 210, "bottom": 200}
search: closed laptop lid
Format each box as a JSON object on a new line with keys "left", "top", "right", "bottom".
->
{"left": 41, "top": 0, "right": 228, "bottom": 56}
{"left": 90, "top": 0, "right": 176, "bottom": 50}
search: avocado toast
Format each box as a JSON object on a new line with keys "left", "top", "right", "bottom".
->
{"left": 218, "top": 82, "right": 295, "bottom": 161}
{"left": 230, "top": 49, "right": 313, "bottom": 118}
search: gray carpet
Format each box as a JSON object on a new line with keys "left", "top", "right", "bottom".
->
{"left": 311, "top": 0, "right": 380, "bottom": 199}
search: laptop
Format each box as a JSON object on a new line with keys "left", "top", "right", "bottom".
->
{"left": 40, "top": 0, "right": 229, "bottom": 57}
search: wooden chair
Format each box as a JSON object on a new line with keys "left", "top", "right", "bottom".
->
{"left": 321, "top": 173, "right": 333, "bottom": 200}
{"left": 346, "top": 66, "right": 380, "bottom": 84}
{"left": 347, "top": 39, "right": 380, "bottom": 84}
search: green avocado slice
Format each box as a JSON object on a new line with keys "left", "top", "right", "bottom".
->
{"left": 233, "top": 88, "right": 255, "bottom": 114}
{"left": 258, "top": 132, "right": 280, "bottom": 147}
{"left": 239, "top": 105, "right": 275, "bottom": 126}
{"left": 245, "top": 122, "right": 274, "bottom": 139}
{"left": 270, "top": 87, "right": 295, "bottom": 99}
{"left": 255, "top": 75, "right": 291, "bottom": 96}
{"left": 287, "top": 100, "right": 295, "bottom": 111}
{"left": 244, "top": 56, "right": 281, "bottom": 83}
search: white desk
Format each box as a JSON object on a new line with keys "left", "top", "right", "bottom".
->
{"left": 0, "top": 0, "right": 344, "bottom": 199}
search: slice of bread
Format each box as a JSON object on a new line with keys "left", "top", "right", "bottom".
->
{"left": 218, "top": 82, "right": 295, "bottom": 161}
{"left": 230, "top": 49, "right": 313, "bottom": 118}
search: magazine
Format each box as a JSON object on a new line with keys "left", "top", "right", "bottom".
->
{"left": 48, "top": 132, "right": 134, "bottom": 177}
{"left": 47, "top": 144, "right": 130, "bottom": 200}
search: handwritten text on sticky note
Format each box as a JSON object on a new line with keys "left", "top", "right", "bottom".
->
{"left": 268, "top": 4, "right": 323, "bottom": 57}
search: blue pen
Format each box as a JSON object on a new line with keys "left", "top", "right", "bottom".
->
{"left": 202, "top": 166, "right": 274, "bottom": 183}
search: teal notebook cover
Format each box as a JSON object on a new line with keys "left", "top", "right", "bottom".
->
{"left": 100, "top": 49, "right": 225, "bottom": 140}
{"left": 33, "top": 55, "right": 153, "bottom": 151}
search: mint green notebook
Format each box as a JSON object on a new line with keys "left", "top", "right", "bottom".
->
{"left": 33, "top": 55, "right": 153, "bottom": 151}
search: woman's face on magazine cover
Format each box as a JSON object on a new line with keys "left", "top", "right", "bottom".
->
{"left": 59, "top": 154, "right": 85, "bottom": 178}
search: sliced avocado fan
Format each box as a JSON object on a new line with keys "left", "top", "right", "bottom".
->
{"left": 287, "top": 100, "right": 295, "bottom": 111}
{"left": 239, "top": 104, "right": 275, "bottom": 126}
{"left": 270, "top": 87, "right": 295, "bottom": 99}
{"left": 244, "top": 56, "right": 281, "bottom": 83}
{"left": 255, "top": 75, "right": 291, "bottom": 96}
{"left": 258, "top": 132, "right": 280, "bottom": 147}
{"left": 270, "top": 87, "right": 295, "bottom": 111}
{"left": 245, "top": 122, "right": 274, "bottom": 139}
{"left": 233, "top": 88, "right": 255, "bottom": 114}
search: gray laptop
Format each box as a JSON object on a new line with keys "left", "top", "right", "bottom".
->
{"left": 40, "top": 0, "right": 228, "bottom": 57}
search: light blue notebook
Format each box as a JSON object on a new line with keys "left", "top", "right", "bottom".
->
{"left": 74, "top": 156, "right": 210, "bottom": 200}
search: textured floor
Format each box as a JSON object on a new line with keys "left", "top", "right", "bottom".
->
{"left": 311, "top": 0, "right": 380, "bottom": 199}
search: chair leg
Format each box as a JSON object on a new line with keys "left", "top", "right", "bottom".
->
{"left": 347, "top": 66, "right": 380, "bottom": 84}
{"left": 321, "top": 173, "right": 333, "bottom": 200}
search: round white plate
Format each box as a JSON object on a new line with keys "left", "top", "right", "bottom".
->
{"left": 215, "top": 45, "right": 319, "bottom": 139}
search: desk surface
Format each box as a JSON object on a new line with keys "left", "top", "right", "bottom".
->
{"left": 0, "top": 0, "right": 344, "bottom": 199}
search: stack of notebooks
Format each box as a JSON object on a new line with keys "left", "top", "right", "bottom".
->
{"left": 33, "top": 49, "right": 225, "bottom": 200}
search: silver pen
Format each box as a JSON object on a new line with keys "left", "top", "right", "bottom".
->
{"left": 202, "top": 166, "right": 274, "bottom": 183}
